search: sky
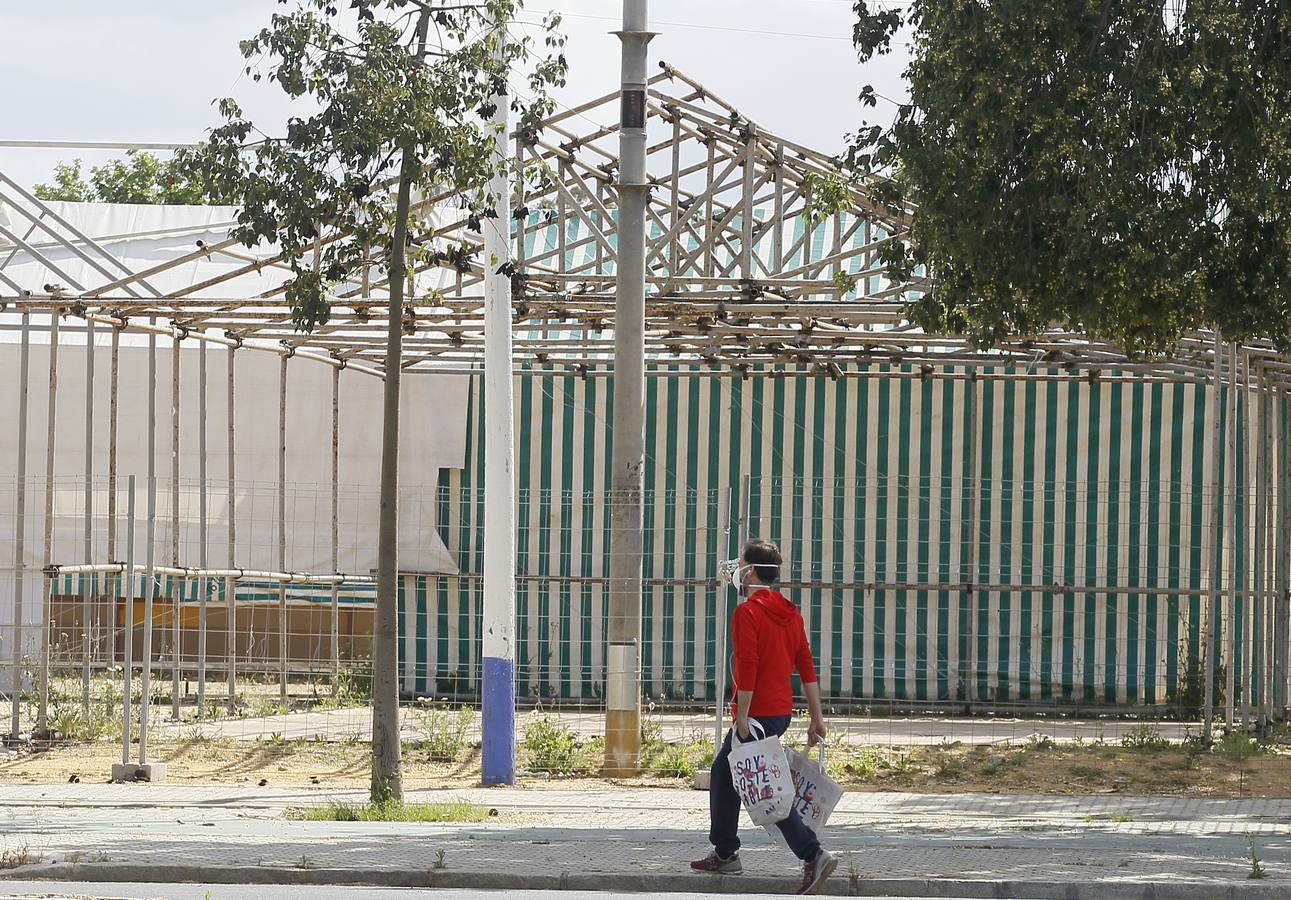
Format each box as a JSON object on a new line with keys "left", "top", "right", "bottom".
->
{"left": 1, "top": 0, "right": 911, "bottom": 193}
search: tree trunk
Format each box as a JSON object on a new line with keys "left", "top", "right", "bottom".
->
{"left": 370, "top": 148, "right": 416, "bottom": 805}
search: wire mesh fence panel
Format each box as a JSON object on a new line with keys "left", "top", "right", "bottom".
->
{"left": 4, "top": 362, "right": 1291, "bottom": 781}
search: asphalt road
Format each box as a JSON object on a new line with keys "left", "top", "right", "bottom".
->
{"left": 0, "top": 886, "right": 981, "bottom": 900}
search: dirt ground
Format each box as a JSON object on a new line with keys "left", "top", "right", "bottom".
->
{"left": 3, "top": 737, "right": 1288, "bottom": 798}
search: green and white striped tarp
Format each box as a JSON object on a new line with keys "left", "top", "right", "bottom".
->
{"left": 409, "top": 365, "right": 1281, "bottom": 709}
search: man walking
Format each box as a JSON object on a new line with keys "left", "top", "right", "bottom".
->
{"left": 691, "top": 539, "right": 837, "bottom": 895}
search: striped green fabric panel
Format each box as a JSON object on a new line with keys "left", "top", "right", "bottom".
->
{"left": 403, "top": 368, "right": 1275, "bottom": 707}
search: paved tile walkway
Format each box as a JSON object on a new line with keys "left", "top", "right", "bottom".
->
{"left": 0, "top": 785, "right": 1286, "bottom": 893}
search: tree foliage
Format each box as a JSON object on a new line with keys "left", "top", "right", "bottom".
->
{"left": 848, "top": 1, "right": 1291, "bottom": 355}
{"left": 177, "top": 0, "right": 566, "bottom": 332}
{"left": 34, "top": 150, "right": 236, "bottom": 205}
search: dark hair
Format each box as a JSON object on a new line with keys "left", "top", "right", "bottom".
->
{"left": 741, "top": 539, "right": 782, "bottom": 585}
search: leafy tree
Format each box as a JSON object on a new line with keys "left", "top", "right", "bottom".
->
{"left": 848, "top": 1, "right": 1291, "bottom": 355}
{"left": 34, "top": 150, "right": 236, "bottom": 205}
{"left": 180, "top": 0, "right": 565, "bottom": 803}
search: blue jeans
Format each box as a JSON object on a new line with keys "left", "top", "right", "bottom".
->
{"left": 709, "top": 714, "right": 820, "bottom": 861}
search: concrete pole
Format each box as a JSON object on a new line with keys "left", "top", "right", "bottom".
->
{"left": 604, "top": 0, "right": 654, "bottom": 776}
{"left": 81, "top": 317, "right": 95, "bottom": 714}
{"left": 9, "top": 312, "right": 30, "bottom": 740}
{"left": 37, "top": 311, "right": 59, "bottom": 737}
{"left": 481, "top": 24, "right": 517, "bottom": 786}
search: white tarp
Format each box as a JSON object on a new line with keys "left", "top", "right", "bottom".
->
{"left": 0, "top": 341, "right": 468, "bottom": 574}
{"left": 0, "top": 200, "right": 473, "bottom": 682}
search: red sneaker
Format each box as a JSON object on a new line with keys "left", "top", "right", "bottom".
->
{"left": 797, "top": 847, "right": 838, "bottom": 895}
{"left": 690, "top": 849, "right": 743, "bottom": 875}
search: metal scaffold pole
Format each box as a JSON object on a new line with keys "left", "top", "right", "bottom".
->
{"left": 37, "top": 310, "right": 59, "bottom": 737}
{"left": 170, "top": 332, "right": 181, "bottom": 721}
{"left": 605, "top": 0, "right": 654, "bottom": 777}
{"left": 81, "top": 318, "right": 95, "bottom": 714}
{"left": 480, "top": 11, "right": 518, "bottom": 787}
{"left": 278, "top": 354, "right": 289, "bottom": 709}
{"left": 9, "top": 311, "right": 31, "bottom": 740}
{"left": 198, "top": 337, "right": 209, "bottom": 718}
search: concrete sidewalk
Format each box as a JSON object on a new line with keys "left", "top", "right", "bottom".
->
{"left": 1, "top": 784, "right": 1287, "bottom": 898}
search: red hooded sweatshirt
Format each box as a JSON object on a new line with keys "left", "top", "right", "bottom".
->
{"left": 730, "top": 587, "right": 818, "bottom": 718}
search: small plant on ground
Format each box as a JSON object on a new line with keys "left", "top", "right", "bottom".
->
{"left": 294, "top": 800, "right": 489, "bottom": 823}
{"left": 329, "top": 666, "right": 373, "bottom": 706}
{"left": 1121, "top": 724, "right": 1170, "bottom": 752}
{"left": 1216, "top": 732, "right": 1263, "bottom": 759}
{"left": 522, "top": 714, "right": 579, "bottom": 774}
{"left": 0, "top": 844, "right": 38, "bottom": 870}
{"left": 417, "top": 703, "right": 474, "bottom": 762}
{"left": 1248, "top": 838, "right": 1268, "bottom": 879}
{"left": 1109, "top": 810, "right": 1134, "bottom": 823}
{"left": 433, "top": 849, "right": 447, "bottom": 870}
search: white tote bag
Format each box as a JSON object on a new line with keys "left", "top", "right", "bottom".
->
{"left": 766, "top": 744, "right": 845, "bottom": 846}
{"left": 787, "top": 744, "right": 843, "bottom": 833}
{"left": 727, "top": 718, "right": 794, "bottom": 826}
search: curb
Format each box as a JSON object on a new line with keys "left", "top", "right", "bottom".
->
{"left": 6, "top": 863, "right": 1289, "bottom": 899}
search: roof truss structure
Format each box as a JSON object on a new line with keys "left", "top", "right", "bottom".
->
{"left": 1, "top": 65, "right": 1287, "bottom": 387}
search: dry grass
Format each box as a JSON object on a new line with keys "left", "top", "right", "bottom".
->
{"left": 2, "top": 733, "right": 1288, "bottom": 798}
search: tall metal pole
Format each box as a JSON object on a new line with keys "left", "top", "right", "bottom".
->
{"left": 278, "top": 354, "right": 289, "bottom": 709}
{"left": 106, "top": 325, "right": 120, "bottom": 670}
{"left": 330, "top": 364, "right": 341, "bottom": 684}
{"left": 140, "top": 322, "right": 159, "bottom": 766}
{"left": 1227, "top": 344, "right": 1239, "bottom": 730}
{"left": 1204, "top": 335, "right": 1223, "bottom": 742}
{"left": 37, "top": 311, "right": 60, "bottom": 737}
{"left": 226, "top": 343, "right": 238, "bottom": 715}
{"left": 170, "top": 333, "right": 182, "bottom": 721}
{"left": 605, "top": 0, "right": 654, "bottom": 776}
{"left": 481, "top": 18, "right": 517, "bottom": 787}
{"left": 81, "top": 318, "right": 95, "bottom": 714}
{"left": 197, "top": 338, "right": 209, "bottom": 718}
{"left": 120, "top": 476, "right": 136, "bottom": 767}
{"left": 139, "top": 475, "right": 157, "bottom": 766}
{"left": 963, "top": 373, "right": 979, "bottom": 707}
{"left": 9, "top": 312, "right": 31, "bottom": 740}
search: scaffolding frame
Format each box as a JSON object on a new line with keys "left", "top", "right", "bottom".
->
{"left": 2, "top": 64, "right": 1289, "bottom": 745}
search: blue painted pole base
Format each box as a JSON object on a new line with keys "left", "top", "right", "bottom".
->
{"left": 481, "top": 655, "right": 516, "bottom": 785}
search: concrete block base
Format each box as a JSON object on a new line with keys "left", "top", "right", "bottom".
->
{"left": 692, "top": 770, "right": 710, "bottom": 791}
{"left": 112, "top": 763, "right": 168, "bottom": 783}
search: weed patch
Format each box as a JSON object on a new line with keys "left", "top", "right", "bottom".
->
{"left": 523, "top": 714, "right": 580, "bottom": 773}
{"left": 293, "top": 800, "right": 489, "bottom": 823}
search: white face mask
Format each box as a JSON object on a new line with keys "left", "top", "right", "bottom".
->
{"left": 719, "top": 558, "right": 776, "bottom": 593}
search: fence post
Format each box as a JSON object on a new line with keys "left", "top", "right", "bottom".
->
{"left": 962, "top": 371, "right": 979, "bottom": 708}
{"left": 712, "top": 483, "right": 740, "bottom": 752}
{"left": 1204, "top": 336, "right": 1223, "bottom": 742}
{"left": 10, "top": 310, "right": 31, "bottom": 740}
{"left": 120, "top": 476, "right": 136, "bottom": 770}
{"left": 139, "top": 475, "right": 157, "bottom": 769}
{"left": 81, "top": 317, "right": 95, "bottom": 715}
{"left": 37, "top": 310, "right": 60, "bottom": 737}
